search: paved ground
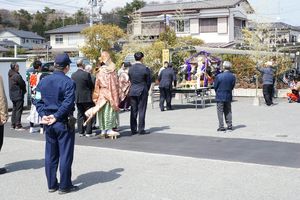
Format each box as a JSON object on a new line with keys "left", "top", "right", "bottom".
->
{"left": 1, "top": 97, "right": 300, "bottom": 200}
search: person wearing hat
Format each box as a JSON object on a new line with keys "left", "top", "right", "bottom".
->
{"left": 214, "top": 61, "right": 236, "bottom": 132}
{"left": 34, "top": 53, "right": 79, "bottom": 194}
{"left": 71, "top": 59, "right": 95, "bottom": 137}
{"left": 256, "top": 60, "right": 276, "bottom": 106}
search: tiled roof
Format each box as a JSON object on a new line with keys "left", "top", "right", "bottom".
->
{"left": 138, "top": 0, "right": 252, "bottom": 13}
{"left": 45, "top": 24, "right": 89, "bottom": 34}
{"left": 0, "top": 46, "right": 9, "bottom": 52}
{"left": 248, "top": 22, "right": 300, "bottom": 31}
{"left": 0, "top": 40, "right": 19, "bottom": 47}
{"left": 2, "top": 29, "right": 44, "bottom": 40}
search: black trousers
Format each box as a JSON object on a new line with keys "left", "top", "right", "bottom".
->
{"left": 263, "top": 84, "right": 274, "bottom": 106}
{"left": 0, "top": 125, "right": 3, "bottom": 151}
{"left": 11, "top": 100, "right": 24, "bottom": 128}
{"left": 159, "top": 87, "right": 172, "bottom": 111}
{"left": 76, "top": 102, "right": 94, "bottom": 135}
{"left": 130, "top": 93, "right": 148, "bottom": 133}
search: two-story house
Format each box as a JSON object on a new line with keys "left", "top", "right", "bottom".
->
{"left": 131, "top": 0, "right": 254, "bottom": 46}
{"left": 0, "top": 29, "right": 45, "bottom": 49}
{"left": 248, "top": 22, "right": 300, "bottom": 44}
{"left": 45, "top": 24, "right": 89, "bottom": 54}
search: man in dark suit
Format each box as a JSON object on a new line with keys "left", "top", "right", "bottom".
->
{"left": 128, "top": 52, "right": 151, "bottom": 135}
{"left": 214, "top": 61, "right": 236, "bottom": 132}
{"left": 158, "top": 62, "right": 176, "bottom": 111}
{"left": 71, "top": 59, "right": 95, "bottom": 137}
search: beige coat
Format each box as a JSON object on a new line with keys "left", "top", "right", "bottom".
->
{"left": 84, "top": 61, "right": 120, "bottom": 125}
{"left": 0, "top": 75, "right": 8, "bottom": 126}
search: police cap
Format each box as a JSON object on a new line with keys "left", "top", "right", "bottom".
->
{"left": 55, "top": 53, "right": 72, "bottom": 68}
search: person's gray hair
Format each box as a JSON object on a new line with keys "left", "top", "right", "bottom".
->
{"left": 85, "top": 64, "right": 92, "bottom": 73}
{"left": 223, "top": 61, "right": 232, "bottom": 70}
{"left": 76, "top": 59, "right": 84, "bottom": 67}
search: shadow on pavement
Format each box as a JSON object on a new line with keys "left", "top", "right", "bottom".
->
{"left": 148, "top": 126, "right": 170, "bottom": 133}
{"left": 233, "top": 124, "right": 247, "bottom": 130}
{"left": 118, "top": 126, "right": 170, "bottom": 137}
{"left": 5, "top": 158, "right": 44, "bottom": 172}
{"left": 74, "top": 168, "right": 124, "bottom": 189}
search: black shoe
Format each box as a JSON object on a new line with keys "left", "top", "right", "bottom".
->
{"left": 227, "top": 127, "right": 233, "bottom": 131}
{"left": 217, "top": 127, "right": 226, "bottom": 132}
{"left": 131, "top": 131, "right": 137, "bottom": 135}
{"left": 0, "top": 167, "right": 7, "bottom": 175}
{"left": 48, "top": 188, "right": 58, "bottom": 193}
{"left": 15, "top": 126, "right": 25, "bottom": 131}
{"left": 58, "top": 185, "right": 79, "bottom": 195}
{"left": 166, "top": 107, "right": 173, "bottom": 110}
{"left": 139, "top": 130, "right": 150, "bottom": 135}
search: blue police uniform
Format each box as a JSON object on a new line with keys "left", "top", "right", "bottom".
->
{"left": 35, "top": 57, "right": 76, "bottom": 191}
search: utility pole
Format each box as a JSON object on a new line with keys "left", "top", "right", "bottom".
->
{"left": 89, "top": 0, "right": 104, "bottom": 26}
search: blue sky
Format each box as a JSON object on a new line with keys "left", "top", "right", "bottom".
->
{"left": 1, "top": 0, "right": 299, "bottom": 25}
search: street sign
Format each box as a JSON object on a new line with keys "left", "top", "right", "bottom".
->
{"left": 162, "top": 49, "right": 170, "bottom": 63}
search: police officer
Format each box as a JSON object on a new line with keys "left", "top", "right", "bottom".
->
{"left": 34, "top": 53, "right": 79, "bottom": 194}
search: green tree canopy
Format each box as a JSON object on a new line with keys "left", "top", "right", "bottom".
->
{"left": 81, "top": 24, "right": 125, "bottom": 62}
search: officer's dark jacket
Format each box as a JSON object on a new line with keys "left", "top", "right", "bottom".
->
{"left": 214, "top": 71, "right": 236, "bottom": 102}
{"left": 35, "top": 71, "right": 75, "bottom": 122}
{"left": 128, "top": 62, "right": 151, "bottom": 96}
{"left": 8, "top": 69, "right": 26, "bottom": 101}
{"left": 71, "top": 69, "right": 94, "bottom": 103}
{"left": 158, "top": 67, "right": 175, "bottom": 89}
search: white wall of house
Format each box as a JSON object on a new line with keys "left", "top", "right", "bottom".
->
{"left": 20, "top": 38, "right": 44, "bottom": 49}
{"left": 290, "top": 30, "right": 300, "bottom": 42}
{"left": 135, "top": 3, "right": 250, "bottom": 44}
{"left": 0, "top": 31, "right": 44, "bottom": 49}
{"left": 0, "top": 32, "right": 21, "bottom": 45}
{"left": 50, "top": 33, "right": 85, "bottom": 51}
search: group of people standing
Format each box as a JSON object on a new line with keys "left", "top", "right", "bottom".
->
{"left": 76, "top": 51, "right": 151, "bottom": 137}
{"left": 0, "top": 49, "right": 284, "bottom": 195}
{"left": 0, "top": 51, "right": 152, "bottom": 193}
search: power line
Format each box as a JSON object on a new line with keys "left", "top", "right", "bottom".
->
{"left": 0, "top": 0, "right": 85, "bottom": 11}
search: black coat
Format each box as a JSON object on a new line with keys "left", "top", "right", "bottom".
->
{"left": 158, "top": 67, "right": 175, "bottom": 89}
{"left": 71, "top": 69, "right": 94, "bottom": 103}
{"left": 128, "top": 63, "right": 151, "bottom": 96}
{"left": 8, "top": 69, "right": 26, "bottom": 101}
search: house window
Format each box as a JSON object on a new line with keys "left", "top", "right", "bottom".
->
{"left": 26, "top": 39, "right": 29, "bottom": 43}
{"left": 175, "top": 20, "right": 190, "bottom": 33}
{"left": 200, "top": 18, "right": 217, "bottom": 33}
{"left": 55, "top": 35, "right": 63, "bottom": 44}
{"left": 68, "top": 34, "right": 79, "bottom": 45}
{"left": 176, "top": 20, "right": 185, "bottom": 32}
{"left": 291, "top": 35, "right": 297, "bottom": 43}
